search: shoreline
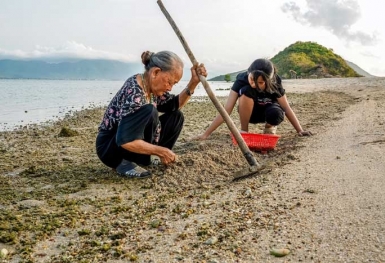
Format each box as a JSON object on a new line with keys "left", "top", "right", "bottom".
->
{"left": 2, "top": 76, "right": 383, "bottom": 132}
{"left": 0, "top": 96, "right": 227, "bottom": 133}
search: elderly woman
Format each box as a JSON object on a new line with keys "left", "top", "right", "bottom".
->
{"left": 96, "top": 51, "right": 207, "bottom": 179}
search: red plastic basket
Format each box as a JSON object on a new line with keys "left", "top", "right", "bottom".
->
{"left": 231, "top": 132, "right": 280, "bottom": 151}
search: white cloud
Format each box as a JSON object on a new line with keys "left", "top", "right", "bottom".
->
{"left": 282, "top": 0, "right": 378, "bottom": 45}
{"left": 200, "top": 58, "right": 244, "bottom": 75}
{"left": 0, "top": 41, "right": 136, "bottom": 62}
{"left": 360, "top": 51, "right": 381, "bottom": 59}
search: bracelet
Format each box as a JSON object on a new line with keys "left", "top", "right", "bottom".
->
{"left": 185, "top": 87, "right": 194, "bottom": 96}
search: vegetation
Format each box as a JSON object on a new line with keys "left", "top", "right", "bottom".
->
{"left": 271, "top": 41, "right": 361, "bottom": 78}
{"left": 224, "top": 74, "right": 231, "bottom": 82}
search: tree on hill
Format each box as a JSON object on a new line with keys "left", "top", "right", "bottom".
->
{"left": 224, "top": 74, "right": 231, "bottom": 82}
{"left": 271, "top": 41, "right": 361, "bottom": 78}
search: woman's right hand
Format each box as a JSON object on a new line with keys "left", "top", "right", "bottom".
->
{"left": 298, "top": 130, "right": 313, "bottom": 136}
{"left": 158, "top": 147, "right": 176, "bottom": 165}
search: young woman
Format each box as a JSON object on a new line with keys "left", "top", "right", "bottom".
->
{"left": 193, "top": 58, "right": 311, "bottom": 140}
{"left": 96, "top": 51, "right": 207, "bottom": 179}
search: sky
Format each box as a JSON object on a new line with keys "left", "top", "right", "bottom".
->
{"left": 1, "top": 0, "right": 385, "bottom": 77}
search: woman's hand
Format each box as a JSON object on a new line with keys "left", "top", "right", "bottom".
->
{"left": 190, "top": 133, "right": 209, "bottom": 141}
{"left": 158, "top": 147, "right": 176, "bottom": 165}
{"left": 190, "top": 62, "right": 207, "bottom": 86}
{"left": 298, "top": 130, "right": 312, "bottom": 136}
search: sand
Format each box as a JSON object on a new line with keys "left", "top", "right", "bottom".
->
{"left": 0, "top": 77, "right": 384, "bottom": 262}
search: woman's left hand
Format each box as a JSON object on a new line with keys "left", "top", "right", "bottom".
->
{"left": 298, "top": 130, "right": 313, "bottom": 136}
{"left": 190, "top": 62, "right": 207, "bottom": 86}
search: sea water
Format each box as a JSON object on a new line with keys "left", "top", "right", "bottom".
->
{"left": 0, "top": 79, "right": 233, "bottom": 131}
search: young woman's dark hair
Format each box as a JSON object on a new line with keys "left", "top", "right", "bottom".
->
{"left": 248, "top": 58, "right": 282, "bottom": 95}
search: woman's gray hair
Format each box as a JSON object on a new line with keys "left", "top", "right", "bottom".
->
{"left": 141, "top": 51, "right": 184, "bottom": 72}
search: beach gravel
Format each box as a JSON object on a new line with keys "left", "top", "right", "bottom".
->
{"left": 0, "top": 77, "right": 384, "bottom": 262}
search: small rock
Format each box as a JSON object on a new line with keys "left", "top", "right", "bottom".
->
{"left": 270, "top": 248, "right": 290, "bottom": 257}
{"left": 157, "top": 226, "right": 166, "bottom": 232}
{"left": 204, "top": 236, "right": 218, "bottom": 245}
{"left": 0, "top": 248, "right": 8, "bottom": 259}
{"left": 62, "top": 157, "right": 74, "bottom": 162}
{"left": 58, "top": 127, "right": 79, "bottom": 137}
{"left": 41, "top": 185, "right": 54, "bottom": 190}
{"left": 150, "top": 219, "right": 161, "bottom": 228}
{"left": 244, "top": 188, "right": 252, "bottom": 197}
{"left": 18, "top": 199, "right": 45, "bottom": 208}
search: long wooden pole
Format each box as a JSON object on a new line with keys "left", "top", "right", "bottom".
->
{"left": 157, "top": 0, "right": 260, "bottom": 167}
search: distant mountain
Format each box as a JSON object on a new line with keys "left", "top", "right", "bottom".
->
{"left": 345, "top": 60, "right": 374, "bottom": 77}
{"left": 209, "top": 41, "right": 370, "bottom": 81}
{"left": 0, "top": 59, "right": 143, "bottom": 80}
{"left": 208, "top": 70, "right": 245, "bottom": 81}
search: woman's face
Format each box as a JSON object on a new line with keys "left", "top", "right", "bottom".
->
{"left": 248, "top": 73, "right": 266, "bottom": 91}
{"left": 151, "top": 67, "right": 183, "bottom": 96}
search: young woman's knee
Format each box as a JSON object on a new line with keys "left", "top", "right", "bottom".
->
{"left": 238, "top": 94, "right": 253, "bottom": 104}
{"left": 237, "top": 95, "right": 254, "bottom": 112}
{"left": 265, "top": 105, "right": 284, "bottom": 125}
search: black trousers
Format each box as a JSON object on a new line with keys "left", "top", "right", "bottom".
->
{"left": 96, "top": 104, "right": 184, "bottom": 168}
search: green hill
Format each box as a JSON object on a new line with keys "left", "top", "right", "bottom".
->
{"left": 271, "top": 41, "right": 361, "bottom": 78}
{"left": 209, "top": 41, "right": 365, "bottom": 81}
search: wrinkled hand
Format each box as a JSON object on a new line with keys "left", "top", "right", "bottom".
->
{"left": 158, "top": 147, "right": 176, "bottom": 165}
{"left": 298, "top": 130, "right": 312, "bottom": 136}
{"left": 190, "top": 62, "right": 208, "bottom": 86}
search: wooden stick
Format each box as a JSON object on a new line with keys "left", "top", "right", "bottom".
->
{"left": 157, "top": 0, "right": 259, "bottom": 167}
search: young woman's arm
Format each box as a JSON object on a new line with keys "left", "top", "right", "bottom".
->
{"left": 277, "top": 95, "right": 312, "bottom": 136}
{"left": 193, "top": 90, "right": 239, "bottom": 140}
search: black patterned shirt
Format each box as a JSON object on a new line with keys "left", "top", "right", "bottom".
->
{"left": 98, "top": 74, "right": 177, "bottom": 137}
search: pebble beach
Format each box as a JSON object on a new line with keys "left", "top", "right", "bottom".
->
{"left": 1, "top": 77, "right": 384, "bottom": 262}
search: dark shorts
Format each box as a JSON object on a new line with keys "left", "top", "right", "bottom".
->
{"left": 249, "top": 103, "right": 285, "bottom": 126}
{"left": 238, "top": 86, "right": 285, "bottom": 126}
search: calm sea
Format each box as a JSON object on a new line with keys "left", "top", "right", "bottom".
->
{"left": 0, "top": 79, "right": 232, "bottom": 131}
